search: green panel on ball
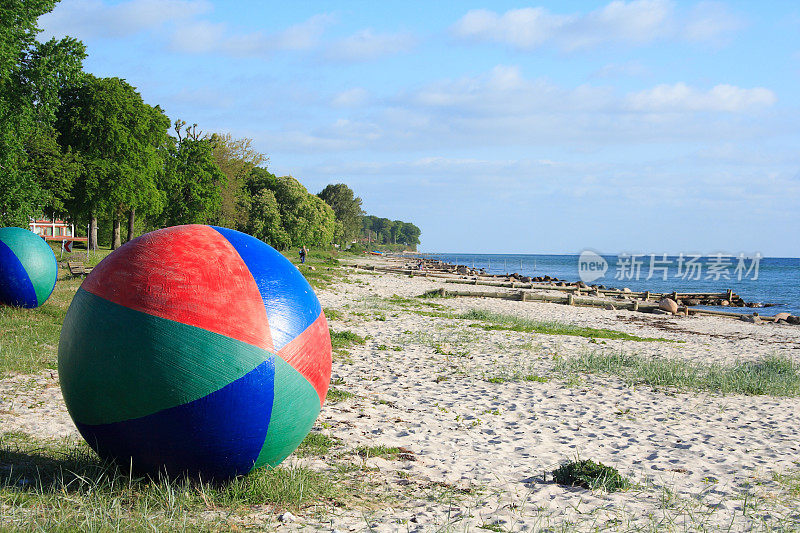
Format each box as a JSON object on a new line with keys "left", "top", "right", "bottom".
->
{"left": 253, "top": 356, "right": 321, "bottom": 468}
{"left": 59, "top": 288, "right": 273, "bottom": 425}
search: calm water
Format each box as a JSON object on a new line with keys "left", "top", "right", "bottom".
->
{"left": 417, "top": 253, "right": 800, "bottom": 317}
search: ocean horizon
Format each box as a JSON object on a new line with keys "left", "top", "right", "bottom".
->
{"left": 415, "top": 253, "right": 800, "bottom": 317}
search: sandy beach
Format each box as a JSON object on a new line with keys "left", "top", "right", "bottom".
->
{"left": 2, "top": 256, "right": 800, "bottom": 531}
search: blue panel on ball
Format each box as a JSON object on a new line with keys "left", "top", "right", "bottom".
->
{"left": 211, "top": 226, "right": 321, "bottom": 351}
{"left": 76, "top": 359, "right": 275, "bottom": 480}
{"left": 0, "top": 241, "right": 38, "bottom": 308}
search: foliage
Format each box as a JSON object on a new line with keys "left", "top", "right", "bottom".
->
{"left": 207, "top": 132, "right": 267, "bottom": 229}
{"left": 0, "top": 0, "right": 85, "bottom": 226}
{"left": 552, "top": 459, "right": 631, "bottom": 492}
{"left": 56, "top": 75, "right": 170, "bottom": 245}
{"left": 318, "top": 183, "right": 364, "bottom": 245}
{"left": 246, "top": 168, "right": 335, "bottom": 249}
{"left": 361, "top": 215, "right": 420, "bottom": 246}
{"left": 158, "top": 121, "right": 225, "bottom": 226}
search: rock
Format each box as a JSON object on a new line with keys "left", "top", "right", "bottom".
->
{"left": 279, "top": 512, "right": 296, "bottom": 523}
{"left": 720, "top": 300, "right": 729, "bottom": 306}
{"left": 658, "top": 298, "right": 679, "bottom": 314}
{"left": 622, "top": 287, "right": 632, "bottom": 293}
{"left": 773, "top": 312, "right": 790, "bottom": 321}
{"left": 740, "top": 314, "right": 761, "bottom": 324}
{"left": 599, "top": 285, "right": 606, "bottom": 289}
{"left": 686, "top": 298, "right": 700, "bottom": 306}
{"left": 651, "top": 308, "right": 670, "bottom": 315}
{"left": 776, "top": 319, "right": 788, "bottom": 324}
{"left": 520, "top": 276, "right": 531, "bottom": 283}
{"left": 787, "top": 316, "right": 800, "bottom": 325}
{"left": 605, "top": 304, "right": 616, "bottom": 310}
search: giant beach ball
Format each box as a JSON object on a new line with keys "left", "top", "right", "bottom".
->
{"left": 58, "top": 225, "right": 332, "bottom": 480}
{"left": 0, "top": 227, "right": 57, "bottom": 308}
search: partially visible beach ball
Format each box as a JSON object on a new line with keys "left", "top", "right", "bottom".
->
{"left": 0, "top": 227, "right": 57, "bottom": 308}
{"left": 58, "top": 225, "right": 332, "bottom": 480}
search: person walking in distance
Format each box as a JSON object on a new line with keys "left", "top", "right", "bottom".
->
{"left": 299, "top": 246, "right": 307, "bottom": 264}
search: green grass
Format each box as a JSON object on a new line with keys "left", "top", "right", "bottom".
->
{"left": 409, "top": 308, "right": 672, "bottom": 342}
{"left": 773, "top": 469, "right": 800, "bottom": 495}
{"left": 555, "top": 352, "right": 800, "bottom": 396}
{"left": 295, "top": 432, "right": 339, "bottom": 457}
{"left": 0, "top": 432, "right": 345, "bottom": 530}
{"left": 326, "top": 387, "right": 354, "bottom": 402}
{"left": 552, "top": 459, "right": 631, "bottom": 492}
{"left": 460, "top": 310, "right": 671, "bottom": 342}
{"left": 329, "top": 329, "right": 366, "bottom": 350}
{"left": 323, "top": 307, "right": 342, "bottom": 320}
{"left": 356, "top": 445, "right": 400, "bottom": 460}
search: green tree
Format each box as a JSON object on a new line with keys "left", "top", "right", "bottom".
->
{"left": 207, "top": 132, "right": 267, "bottom": 230}
{"left": 317, "top": 183, "right": 364, "bottom": 245}
{"left": 56, "top": 75, "right": 169, "bottom": 249}
{"left": 245, "top": 188, "right": 289, "bottom": 249}
{"left": 0, "top": 1, "right": 85, "bottom": 226}
{"left": 245, "top": 168, "right": 335, "bottom": 250}
{"left": 397, "top": 221, "right": 421, "bottom": 246}
{"left": 158, "top": 121, "right": 225, "bottom": 227}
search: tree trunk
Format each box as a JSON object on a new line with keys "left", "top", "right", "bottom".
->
{"left": 126, "top": 208, "right": 135, "bottom": 243}
{"left": 89, "top": 216, "right": 98, "bottom": 251}
{"left": 112, "top": 217, "right": 121, "bottom": 249}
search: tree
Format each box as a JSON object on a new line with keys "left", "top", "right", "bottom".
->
{"left": 397, "top": 221, "right": 421, "bottom": 246}
{"left": 158, "top": 121, "right": 225, "bottom": 227}
{"left": 0, "top": 0, "right": 86, "bottom": 226}
{"left": 245, "top": 168, "right": 335, "bottom": 250}
{"left": 207, "top": 132, "right": 267, "bottom": 229}
{"left": 56, "top": 75, "right": 169, "bottom": 249}
{"left": 245, "top": 188, "right": 289, "bottom": 249}
{"left": 317, "top": 183, "right": 364, "bottom": 245}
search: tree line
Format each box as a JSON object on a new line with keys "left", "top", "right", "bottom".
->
{"left": 0, "top": 1, "right": 420, "bottom": 251}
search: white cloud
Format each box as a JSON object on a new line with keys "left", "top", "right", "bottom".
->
{"left": 683, "top": 1, "right": 743, "bottom": 43}
{"left": 332, "top": 88, "right": 370, "bottom": 107}
{"left": 452, "top": 0, "right": 740, "bottom": 51}
{"left": 451, "top": 8, "right": 567, "bottom": 49}
{"left": 169, "top": 13, "right": 335, "bottom": 56}
{"left": 590, "top": 61, "right": 649, "bottom": 79}
{"left": 324, "top": 29, "right": 416, "bottom": 62}
{"left": 626, "top": 83, "right": 777, "bottom": 112}
{"left": 39, "top": 0, "right": 211, "bottom": 39}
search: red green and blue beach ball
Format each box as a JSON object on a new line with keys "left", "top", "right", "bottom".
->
{"left": 58, "top": 225, "right": 332, "bottom": 480}
{"left": 0, "top": 227, "right": 57, "bottom": 308}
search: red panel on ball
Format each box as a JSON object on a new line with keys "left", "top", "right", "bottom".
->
{"left": 277, "top": 311, "right": 332, "bottom": 406}
{"left": 82, "top": 225, "right": 273, "bottom": 351}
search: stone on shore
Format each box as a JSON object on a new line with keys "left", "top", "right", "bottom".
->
{"left": 658, "top": 298, "right": 679, "bottom": 314}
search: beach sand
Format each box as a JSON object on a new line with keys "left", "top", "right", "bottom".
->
{"left": 2, "top": 256, "right": 799, "bottom": 531}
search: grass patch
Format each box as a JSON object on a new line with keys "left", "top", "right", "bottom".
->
{"left": 410, "top": 308, "right": 672, "bottom": 342}
{"left": 295, "top": 432, "right": 339, "bottom": 457}
{"left": 555, "top": 352, "right": 800, "bottom": 396}
{"left": 460, "top": 309, "right": 670, "bottom": 342}
{"left": 0, "top": 433, "right": 345, "bottom": 530}
{"left": 552, "top": 459, "right": 631, "bottom": 492}
{"left": 329, "top": 329, "right": 366, "bottom": 350}
{"left": 326, "top": 387, "right": 354, "bottom": 402}
{"left": 356, "top": 445, "right": 400, "bottom": 460}
{"left": 773, "top": 469, "right": 800, "bottom": 495}
{"left": 323, "top": 308, "right": 342, "bottom": 320}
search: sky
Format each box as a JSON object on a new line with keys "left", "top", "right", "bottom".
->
{"left": 38, "top": 0, "right": 800, "bottom": 256}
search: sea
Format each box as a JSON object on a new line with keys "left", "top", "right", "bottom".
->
{"left": 415, "top": 253, "right": 800, "bottom": 317}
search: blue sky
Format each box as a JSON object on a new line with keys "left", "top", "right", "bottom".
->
{"left": 39, "top": 0, "right": 800, "bottom": 255}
